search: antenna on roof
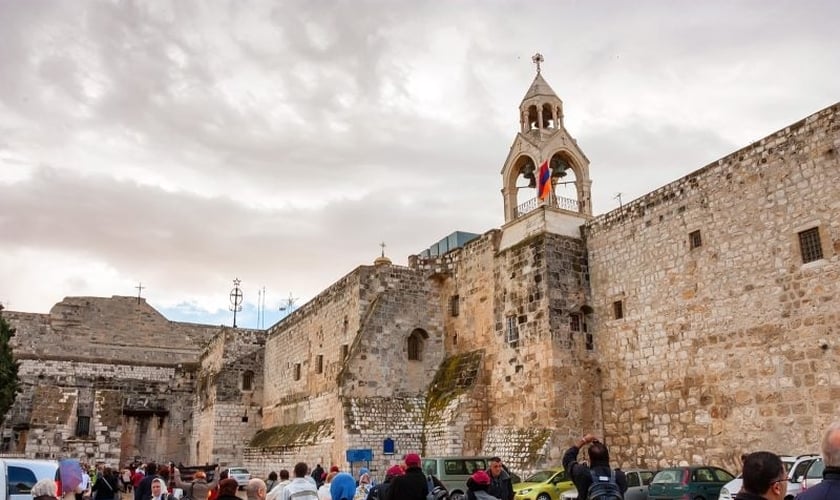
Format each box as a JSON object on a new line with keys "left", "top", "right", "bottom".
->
{"left": 614, "top": 192, "right": 623, "bottom": 209}
{"left": 279, "top": 292, "right": 298, "bottom": 314}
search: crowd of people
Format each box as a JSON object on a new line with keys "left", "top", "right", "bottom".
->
{"left": 26, "top": 420, "right": 840, "bottom": 500}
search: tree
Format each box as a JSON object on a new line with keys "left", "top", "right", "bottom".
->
{"left": 0, "top": 304, "right": 20, "bottom": 426}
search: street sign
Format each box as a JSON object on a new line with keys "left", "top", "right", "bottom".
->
{"left": 346, "top": 448, "right": 373, "bottom": 463}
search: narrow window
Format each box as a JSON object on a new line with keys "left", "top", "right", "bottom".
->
{"left": 407, "top": 329, "right": 428, "bottom": 361}
{"left": 341, "top": 344, "right": 349, "bottom": 360}
{"left": 798, "top": 227, "right": 823, "bottom": 263}
{"left": 449, "top": 295, "right": 460, "bottom": 317}
{"left": 316, "top": 355, "right": 323, "bottom": 374}
{"left": 294, "top": 363, "right": 301, "bottom": 381}
{"left": 613, "top": 300, "right": 624, "bottom": 320}
{"left": 689, "top": 230, "right": 702, "bottom": 250}
{"left": 242, "top": 370, "right": 254, "bottom": 391}
{"left": 505, "top": 316, "right": 519, "bottom": 345}
{"left": 76, "top": 415, "right": 90, "bottom": 437}
{"left": 570, "top": 314, "right": 581, "bottom": 332}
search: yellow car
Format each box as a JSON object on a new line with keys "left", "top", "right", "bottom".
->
{"left": 513, "top": 467, "right": 575, "bottom": 500}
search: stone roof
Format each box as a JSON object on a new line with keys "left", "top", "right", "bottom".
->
{"left": 522, "top": 73, "right": 559, "bottom": 102}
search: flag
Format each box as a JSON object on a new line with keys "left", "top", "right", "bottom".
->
{"left": 59, "top": 458, "right": 83, "bottom": 494}
{"left": 537, "top": 160, "right": 551, "bottom": 200}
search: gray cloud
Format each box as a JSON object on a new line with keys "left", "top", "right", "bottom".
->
{"left": 1, "top": 0, "right": 838, "bottom": 316}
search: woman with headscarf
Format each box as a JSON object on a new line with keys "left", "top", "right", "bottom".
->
{"left": 353, "top": 471, "right": 371, "bottom": 500}
{"left": 149, "top": 478, "right": 175, "bottom": 500}
{"left": 329, "top": 473, "right": 356, "bottom": 500}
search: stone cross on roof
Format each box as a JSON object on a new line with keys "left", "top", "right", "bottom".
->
{"left": 532, "top": 52, "right": 544, "bottom": 74}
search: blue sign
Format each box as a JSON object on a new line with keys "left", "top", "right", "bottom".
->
{"left": 346, "top": 448, "right": 373, "bottom": 462}
{"left": 383, "top": 438, "right": 395, "bottom": 455}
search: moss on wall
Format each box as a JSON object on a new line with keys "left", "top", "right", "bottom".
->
{"left": 424, "top": 350, "right": 483, "bottom": 424}
{"left": 248, "top": 419, "right": 333, "bottom": 448}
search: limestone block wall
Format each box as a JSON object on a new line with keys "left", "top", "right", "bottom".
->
{"left": 243, "top": 441, "right": 334, "bottom": 479}
{"left": 6, "top": 296, "right": 219, "bottom": 365}
{"left": 585, "top": 103, "right": 840, "bottom": 469}
{"left": 262, "top": 268, "right": 367, "bottom": 427}
{"left": 340, "top": 266, "right": 444, "bottom": 398}
{"left": 343, "top": 396, "right": 426, "bottom": 474}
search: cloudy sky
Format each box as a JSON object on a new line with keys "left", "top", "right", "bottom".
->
{"left": 1, "top": 1, "right": 838, "bottom": 327}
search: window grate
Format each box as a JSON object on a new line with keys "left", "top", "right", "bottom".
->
{"left": 613, "top": 300, "right": 624, "bottom": 320}
{"left": 449, "top": 295, "right": 460, "bottom": 317}
{"left": 689, "top": 230, "right": 702, "bottom": 249}
{"left": 798, "top": 227, "right": 823, "bottom": 263}
{"left": 315, "top": 355, "right": 323, "bottom": 374}
{"left": 505, "top": 316, "right": 519, "bottom": 345}
{"left": 76, "top": 416, "right": 90, "bottom": 437}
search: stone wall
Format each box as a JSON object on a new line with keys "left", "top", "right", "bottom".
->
{"left": 585, "top": 103, "right": 840, "bottom": 470}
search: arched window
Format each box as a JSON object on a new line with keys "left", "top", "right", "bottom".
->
{"left": 242, "top": 370, "right": 254, "bottom": 391}
{"left": 407, "top": 329, "right": 429, "bottom": 361}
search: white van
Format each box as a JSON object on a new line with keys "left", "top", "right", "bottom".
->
{"left": 1, "top": 458, "right": 60, "bottom": 500}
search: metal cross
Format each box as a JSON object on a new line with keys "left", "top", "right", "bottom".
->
{"left": 379, "top": 241, "right": 386, "bottom": 257}
{"left": 532, "top": 52, "right": 544, "bottom": 74}
{"left": 135, "top": 282, "right": 145, "bottom": 304}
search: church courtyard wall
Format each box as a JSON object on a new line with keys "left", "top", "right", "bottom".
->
{"left": 585, "top": 103, "right": 840, "bottom": 471}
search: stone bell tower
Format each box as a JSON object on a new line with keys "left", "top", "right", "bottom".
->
{"left": 500, "top": 54, "right": 593, "bottom": 248}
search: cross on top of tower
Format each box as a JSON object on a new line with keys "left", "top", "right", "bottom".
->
{"left": 532, "top": 52, "right": 544, "bottom": 74}
{"left": 379, "top": 241, "right": 386, "bottom": 257}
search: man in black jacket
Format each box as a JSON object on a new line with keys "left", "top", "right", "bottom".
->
{"left": 733, "top": 452, "right": 786, "bottom": 500}
{"left": 562, "top": 434, "right": 627, "bottom": 498}
{"left": 486, "top": 457, "right": 514, "bottom": 500}
{"left": 386, "top": 454, "right": 428, "bottom": 500}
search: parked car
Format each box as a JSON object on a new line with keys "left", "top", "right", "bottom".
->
{"left": 422, "top": 456, "right": 497, "bottom": 500}
{"left": 225, "top": 467, "right": 251, "bottom": 488}
{"left": 649, "top": 466, "right": 734, "bottom": 500}
{"left": 719, "top": 454, "right": 817, "bottom": 500}
{"left": 0, "top": 458, "right": 60, "bottom": 500}
{"left": 512, "top": 467, "right": 574, "bottom": 500}
{"left": 556, "top": 469, "right": 655, "bottom": 500}
{"left": 800, "top": 458, "right": 824, "bottom": 493}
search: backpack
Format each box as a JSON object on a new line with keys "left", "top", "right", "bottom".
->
{"left": 425, "top": 476, "right": 448, "bottom": 500}
{"left": 587, "top": 469, "right": 623, "bottom": 500}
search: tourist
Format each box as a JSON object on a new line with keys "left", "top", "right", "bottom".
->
{"left": 173, "top": 467, "right": 219, "bottom": 500}
{"left": 281, "top": 463, "right": 318, "bottom": 500}
{"left": 485, "top": 458, "right": 514, "bottom": 500}
{"left": 797, "top": 421, "right": 840, "bottom": 500}
{"left": 215, "top": 479, "right": 241, "bottom": 500}
{"left": 329, "top": 473, "right": 355, "bottom": 500}
{"left": 318, "top": 472, "right": 337, "bottom": 500}
{"left": 246, "top": 478, "right": 267, "bottom": 500}
{"left": 32, "top": 479, "right": 59, "bottom": 500}
{"left": 365, "top": 465, "right": 402, "bottom": 500}
{"left": 91, "top": 467, "right": 119, "bottom": 500}
{"left": 466, "top": 470, "right": 498, "bottom": 500}
{"left": 265, "top": 470, "right": 290, "bottom": 500}
{"left": 150, "top": 478, "right": 175, "bottom": 500}
{"left": 387, "top": 453, "right": 429, "bottom": 500}
{"left": 562, "top": 433, "right": 627, "bottom": 498}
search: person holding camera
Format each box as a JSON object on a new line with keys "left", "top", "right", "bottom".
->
{"left": 562, "top": 433, "right": 627, "bottom": 499}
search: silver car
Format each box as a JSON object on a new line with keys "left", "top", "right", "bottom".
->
{"left": 225, "top": 467, "right": 251, "bottom": 488}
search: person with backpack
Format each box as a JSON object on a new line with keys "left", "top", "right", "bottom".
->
{"left": 562, "top": 433, "right": 627, "bottom": 500}
{"left": 486, "top": 458, "right": 514, "bottom": 500}
{"left": 172, "top": 467, "right": 220, "bottom": 500}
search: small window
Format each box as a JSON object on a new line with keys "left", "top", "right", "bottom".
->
{"left": 75, "top": 415, "right": 90, "bottom": 437}
{"left": 449, "top": 295, "right": 460, "bottom": 317}
{"left": 315, "top": 355, "right": 323, "bottom": 374}
{"left": 407, "top": 329, "right": 428, "bottom": 361}
{"left": 613, "top": 300, "right": 624, "bottom": 320}
{"left": 798, "top": 227, "right": 823, "bottom": 263}
{"left": 242, "top": 370, "right": 254, "bottom": 391}
{"left": 570, "top": 314, "right": 581, "bottom": 332}
{"left": 341, "top": 344, "right": 349, "bottom": 360}
{"left": 505, "top": 316, "right": 519, "bottom": 345}
{"left": 689, "top": 230, "right": 702, "bottom": 249}
{"left": 293, "top": 363, "right": 301, "bottom": 381}
{"left": 627, "top": 472, "right": 640, "bottom": 488}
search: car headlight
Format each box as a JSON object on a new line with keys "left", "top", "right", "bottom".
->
{"left": 518, "top": 489, "right": 532, "bottom": 494}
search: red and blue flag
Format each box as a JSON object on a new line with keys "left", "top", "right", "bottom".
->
{"left": 537, "top": 160, "right": 551, "bottom": 200}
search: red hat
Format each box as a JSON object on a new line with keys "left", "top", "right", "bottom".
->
{"left": 386, "top": 465, "right": 405, "bottom": 478}
{"left": 471, "top": 470, "right": 491, "bottom": 486}
{"left": 404, "top": 453, "right": 421, "bottom": 467}
{"left": 330, "top": 465, "right": 340, "bottom": 473}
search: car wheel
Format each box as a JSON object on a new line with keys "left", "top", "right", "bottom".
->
{"left": 537, "top": 494, "right": 551, "bottom": 500}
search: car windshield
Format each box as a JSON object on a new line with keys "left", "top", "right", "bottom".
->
{"left": 524, "top": 470, "right": 556, "bottom": 483}
{"left": 807, "top": 460, "right": 824, "bottom": 478}
{"left": 652, "top": 469, "right": 682, "bottom": 484}
{"left": 230, "top": 468, "right": 248, "bottom": 474}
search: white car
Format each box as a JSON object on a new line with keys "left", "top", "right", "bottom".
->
{"left": 719, "top": 454, "right": 817, "bottom": 500}
{"left": 225, "top": 467, "right": 251, "bottom": 488}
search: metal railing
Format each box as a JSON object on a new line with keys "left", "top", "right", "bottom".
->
{"left": 515, "top": 195, "right": 582, "bottom": 218}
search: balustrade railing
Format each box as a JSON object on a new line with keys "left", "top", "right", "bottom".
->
{"left": 515, "top": 195, "right": 581, "bottom": 218}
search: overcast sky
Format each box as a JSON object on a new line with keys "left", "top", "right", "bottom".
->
{"left": 1, "top": 1, "right": 838, "bottom": 327}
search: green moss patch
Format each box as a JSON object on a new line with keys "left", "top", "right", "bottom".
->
{"left": 425, "top": 350, "right": 483, "bottom": 421}
{"left": 249, "top": 419, "right": 333, "bottom": 448}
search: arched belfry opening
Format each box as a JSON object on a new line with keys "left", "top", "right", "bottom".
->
{"left": 502, "top": 54, "right": 592, "bottom": 223}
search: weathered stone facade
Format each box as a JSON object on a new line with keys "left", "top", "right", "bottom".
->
{"left": 3, "top": 69, "right": 838, "bottom": 480}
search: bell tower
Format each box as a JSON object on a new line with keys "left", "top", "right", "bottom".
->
{"left": 500, "top": 54, "right": 592, "bottom": 227}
